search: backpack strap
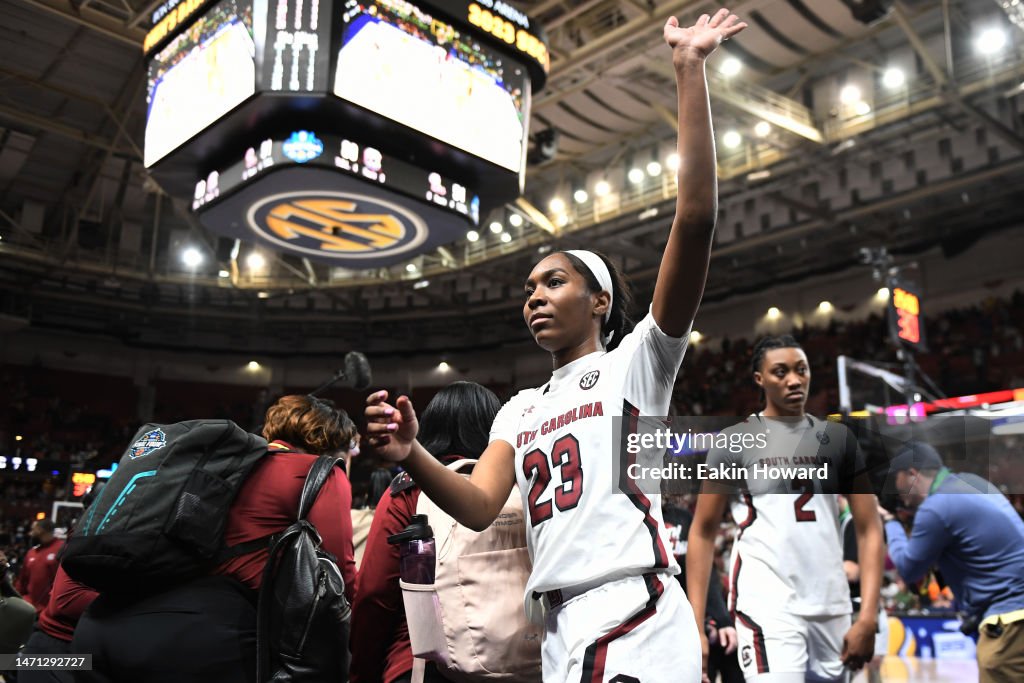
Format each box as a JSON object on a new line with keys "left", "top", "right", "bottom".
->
{"left": 255, "top": 454, "right": 342, "bottom": 683}
{"left": 298, "top": 455, "right": 343, "bottom": 521}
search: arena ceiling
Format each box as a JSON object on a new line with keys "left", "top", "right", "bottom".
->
{"left": 1, "top": 0, "right": 1024, "bottom": 355}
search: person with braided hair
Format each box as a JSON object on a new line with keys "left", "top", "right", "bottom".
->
{"left": 687, "top": 336, "right": 884, "bottom": 683}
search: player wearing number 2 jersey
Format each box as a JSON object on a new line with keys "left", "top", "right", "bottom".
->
{"left": 687, "top": 336, "right": 884, "bottom": 683}
{"left": 365, "top": 10, "right": 748, "bottom": 682}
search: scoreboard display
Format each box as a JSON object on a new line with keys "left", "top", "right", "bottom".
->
{"left": 888, "top": 282, "right": 926, "bottom": 351}
{"left": 142, "top": 0, "right": 547, "bottom": 266}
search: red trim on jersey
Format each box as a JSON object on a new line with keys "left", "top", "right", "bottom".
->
{"left": 737, "top": 491, "right": 757, "bottom": 540}
{"left": 729, "top": 552, "right": 741, "bottom": 616}
{"left": 580, "top": 574, "right": 664, "bottom": 682}
{"left": 619, "top": 401, "right": 670, "bottom": 569}
{"left": 731, "top": 554, "right": 769, "bottom": 674}
{"left": 734, "top": 610, "right": 770, "bottom": 674}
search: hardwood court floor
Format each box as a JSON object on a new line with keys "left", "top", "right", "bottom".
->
{"left": 852, "top": 656, "right": 978, "bottom": 682}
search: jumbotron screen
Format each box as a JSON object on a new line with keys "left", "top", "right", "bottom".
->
{"left": 144, "top": 0, "right": 256, "bottom": 168}
{"left": 333, "top": 0, "right": 530, "bottom": 173}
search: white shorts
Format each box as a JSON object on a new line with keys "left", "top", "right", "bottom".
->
{"left": 733, "top": 609, "right": 851, "bottom": 682}
{"left": 541, "top": 573, "right": 701, "bottom": 683}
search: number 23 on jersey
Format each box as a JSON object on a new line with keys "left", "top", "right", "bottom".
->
{"left": 522, "top": 434, "right": 584, "bottom": 526}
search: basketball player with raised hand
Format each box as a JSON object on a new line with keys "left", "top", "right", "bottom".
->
{"left": 366, "top": 9, "right": 746, "bottom": 682}
{"left": 687, "top": 336, "right": 884, "bottom": 683}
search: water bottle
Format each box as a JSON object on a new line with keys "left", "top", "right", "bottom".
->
{"left": 388, "top": 514, "right": 435, "bottom": 583}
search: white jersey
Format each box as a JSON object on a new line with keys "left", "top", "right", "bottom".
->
{"left": 706, "top": 414, "right": 862, "bottom": 617}
{"left": 489, "top": 312, "right": 689, "bottom": 597}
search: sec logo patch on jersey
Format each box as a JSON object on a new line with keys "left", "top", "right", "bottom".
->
{"left": 579, "top": 370, "right": 600, "bottom": 390}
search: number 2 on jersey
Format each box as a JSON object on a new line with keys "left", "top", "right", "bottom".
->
{"left": 792, "top": 478, "right": 817, "bottom": 522}
{"left": 522, "top": 434, "right": 584, "bottom": 526}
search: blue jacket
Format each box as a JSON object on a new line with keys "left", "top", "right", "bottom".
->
{"left": 885, "top": 470, "right": 1024, "bottom": 620}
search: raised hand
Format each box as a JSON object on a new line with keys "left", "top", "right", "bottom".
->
{"left": 364, "top": 390, "right": 419, "bottom": 462}
{"left": 664, "top": 8, "right": 746, "bottom": 62}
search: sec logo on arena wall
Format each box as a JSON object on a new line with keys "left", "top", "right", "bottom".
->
{"left": 246, "top": 191, "right": 428, "bottom": 260}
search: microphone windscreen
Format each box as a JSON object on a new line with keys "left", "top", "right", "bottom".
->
{"left": 344, "top": 351, "right": 372, "bottom": 390}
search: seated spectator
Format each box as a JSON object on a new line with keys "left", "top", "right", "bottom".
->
{"left": 16, "top": 519, "right": 64, "bottom": 614}
{"left": 350, "top": 381, "right": 501, "bottom": 683}
{"left": 73, "top": 396, "right": 358, "bottom": 683}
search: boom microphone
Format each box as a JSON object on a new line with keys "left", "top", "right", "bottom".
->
{"left": 309, "top": 351, "right": 373, "bottom": 396}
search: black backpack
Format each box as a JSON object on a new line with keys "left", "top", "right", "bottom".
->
{"left": 63, "top": 420, "right": 268, "bottom": 594}
{"left": 257, "top": 454, "right": 351, "bottom": 683}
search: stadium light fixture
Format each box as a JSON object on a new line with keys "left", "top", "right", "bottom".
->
{"left": 840, "top": 84, "right": 862, "bottom": 104}
{"left": 690, "top": 330, "right": 703, "bottom": 344}
{"left": 720, "top": 57, "right": 742, "bottom": 77}
{"left": 818, "top": 301, "right": 834, "bottom": 313}
{"left": 508, "top": 213, "right": 524, "bottom": 227}
{"left": 247, "top": 361, "right": 260, "bottom": 371}
{"left": 594, "top": 180, "right": 611, "bottom": 197}
{"left": 754, "top": 121, "right": 771, "bottom": 138}
{"left": 574, "top": 189, "right": 589, "bottom": 204}
{"left": 976, "top": 27, "right": 1007, "bottom": 55}
{"left": 854, "top": 101, "right": 871, "bottom": 116}
{"left": 438, "top": 361, "right": 450, "bottom": 372}
{"left": 467, "top": 230, "right": 480, "bottom": 242}
{"left": 882, "top": 67, "right": 905, "bottom": 89}
{"left": 500, "top": 232, "right": 512, "bottom": 243}
{"left": 876, "top": 287, "right": 890, "bottom": 301}
{"left": 247, "top": 251, "right": 266, "bottom": 270}
{"left": 182, "top": 247, "right": 203, "bottom": 268}
{"left": 766, "top": 306, "right": 782, "bottom": 320}
{"left": 218, "top": 269, "right": 230, "bottom": 278}
{"left": 646, "top": 161, "right": 662, "bottom": 177}
{"left": 628, "top": 168, "right": 645, "bottom": 184}
{"left": 15, "top": 435, "right": 23, "bottom": 441}
{"left": 405, "top": 263, "right": 418, "bottom": 273}
{"left": 723, "top": 131, "right": 742, "bottom": 149}
{"left": 555, "top": 214, "right": 570, "bottom": 227}
{"left": 666, "top": 153, "right": 680, "bottom": 171}
{"left": 549, "top": 197, "right": 566, "bottom": 214}
{"left": 489, "top": 221, "right": 503, "bottom": 234}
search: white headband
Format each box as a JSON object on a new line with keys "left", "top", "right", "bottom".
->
{"left": 565, "top": 249, "right": 614, "bottom": 324}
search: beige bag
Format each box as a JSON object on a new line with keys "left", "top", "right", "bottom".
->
{"left": 401, "top": 460, "right": 542, "bottom": 683}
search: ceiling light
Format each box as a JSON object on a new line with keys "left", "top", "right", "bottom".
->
{"left": 840, "top": 84, "right": 862, "bottom": 104}
{"left": 555, "top": 214, "right": 570, "bottom": 227}
{"left": 723, "top": 131, "right": 742, "bottom": 149}
{"left": 666, "top": 153, "right": 680, "bottom": 171}
{"left": 405, "top": 263, "right": 418, "bottom": 273}
{"left": 754, "top": 121, "right": 771, "bottom": 138}
{"left": 181, "top": 247, "right": 202, "bottom": 268}
{"left": 689, "top": 330, "right": 702, "bottom": 344}
{"left": 628, "top": 168, "right": 645, "bottom": 184}
{"left": 489, "top": 221, "right": 503, "bottom": 234}
{"left": 976, "top": 27, "right": 1008, "bottom": 56}
{"left": 467, "top": 230, "right": 480, "bottom": 242}
{"left": 247, "top": 361, "right": 260, "bottom": 371}
{"left": 720, "top": 57, "right": 742, "bottom": 77}
{"left": 818, "top": 301, "right": 834, "bottom": 314}
{"left": 882, "top": 67, "right": 905, "bottom": 89}
{"left": 766, "top": 306, "right": 781, "bottom": 320}
{"left": 646, "top": 161, "right": 662, "bottom": 177}
{"left": 549, "top": 197, "right": 566, "bottom": 214}
{"left": 508, "top": 213, "right": 524, "bottom": 227}
{"left": 876, "top": 287, "right": 890, "bottom": 301}
{"left": 854, "top": 101, "right": 871, "bottom": 116}
{"left": 15, "top": 435, "right": 23, "bottom": 441}
{"left": 438, "top": 361, "right": 450, "bottom": 372}
{"left": 218, "top": 269, "right": 230, "bottom": 278}
{"left": 594, "top": 180, "right": 611, "bottom": 197}
{"left": 500, "top": 232, "right": 512, "bottom": 243}
{"left": 574, "top": 189, "right": 589, "bottom": 203}
{"left": 413, "top": 279, "right": 430, "bottom": 289}
{"left": 246, "top": 252, "right": 265, "bottom": 269}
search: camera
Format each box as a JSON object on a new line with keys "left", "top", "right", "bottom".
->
{"left": 959, "top": 612, "right": 981, "bottom": 636}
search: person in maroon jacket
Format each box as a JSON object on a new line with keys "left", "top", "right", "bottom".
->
{"left": 351, "top": 381, "right": 501, "bottom": 683}
{"left": 21, "top": 485, "right": 104, "bottom": 683}
{"left": 16, "top": 519, "right": 64, "bottom": 613}
{"left": 72, "top": 395, "right": 359, "bottom": 683}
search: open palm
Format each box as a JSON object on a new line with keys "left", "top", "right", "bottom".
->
{"left": 664, "top": 8, "right": 746, "bottom": 60}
